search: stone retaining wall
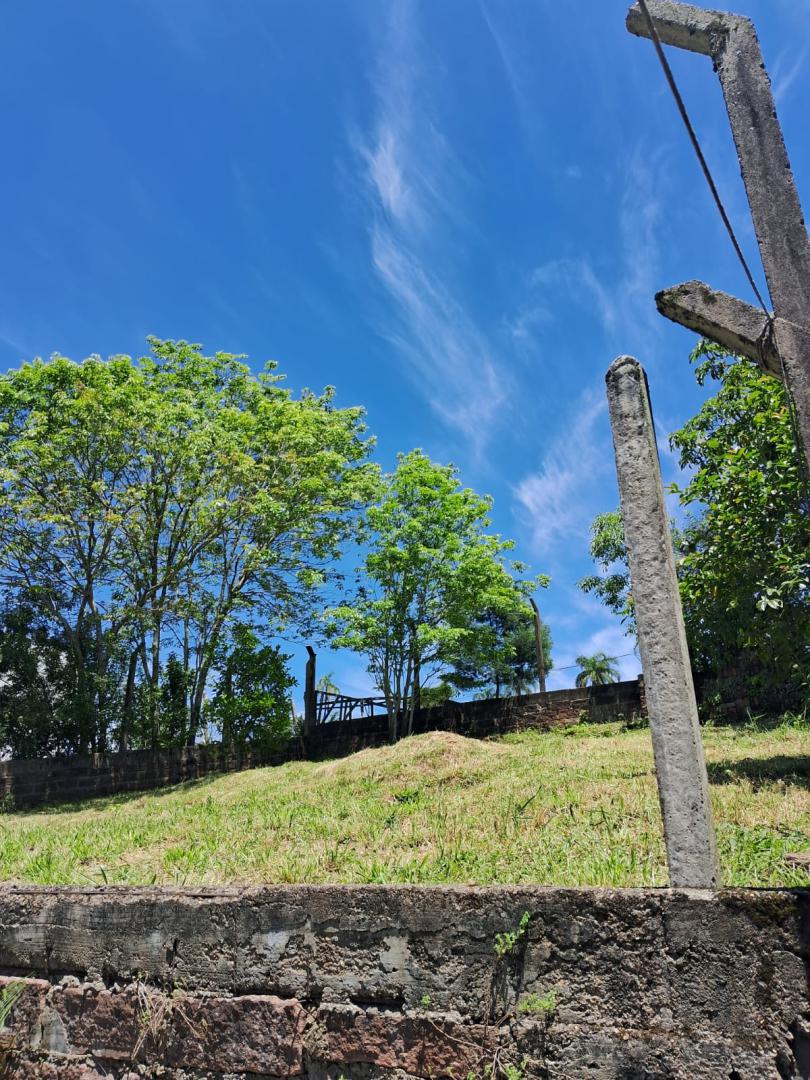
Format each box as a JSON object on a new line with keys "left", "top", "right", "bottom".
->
{"left": 0, "top": 884, "right": 807, "bottom": 1078}
{"left": 0, "top": 679, "right": 645, "bottom": 811}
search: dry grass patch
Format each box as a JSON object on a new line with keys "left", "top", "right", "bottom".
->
{"left": 0, "top": 720, "right": 807, "bottom": 888}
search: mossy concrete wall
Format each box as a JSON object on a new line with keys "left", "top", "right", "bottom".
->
{"left": 0, "top": 884, "right": 807, "bottom": 1078}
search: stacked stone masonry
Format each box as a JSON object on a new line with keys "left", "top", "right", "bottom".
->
{"left": 0, "top": 680, "right": 645, "bottom": 811}
{"left": 0, "top": 885, "right": 807, "bottom": 1078}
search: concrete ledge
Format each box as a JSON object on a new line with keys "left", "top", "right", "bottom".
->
{"left": 0, "top": 885, "right": 807, "bottom": 1077}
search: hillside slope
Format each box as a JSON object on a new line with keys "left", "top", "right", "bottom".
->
{"left": 1, "top": 721, "right": 807, "bottom": 888}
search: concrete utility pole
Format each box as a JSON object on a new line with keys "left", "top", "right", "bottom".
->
{"left": 627, "top": 1, "right": 810, "bottom": 469}
{"left": 606, "top": 356, "right": 719, "bottom": 888}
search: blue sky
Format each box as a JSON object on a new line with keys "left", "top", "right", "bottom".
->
{"left": 1, "top": 0, "right": 808, "bottom": 697}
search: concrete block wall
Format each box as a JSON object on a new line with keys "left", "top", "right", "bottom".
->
{"left": 0, "top": 742, "right": 301, "bottom": 812}
{"left": 301, "top": 679, "right": 646, "bottom": 762}
{"left": 0, "top": 884, "right": 807, "bottom": 1078}
{"left": 0, "top": 679, "right": 645, "bottom": 811}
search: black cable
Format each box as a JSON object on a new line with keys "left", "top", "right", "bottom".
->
{"left": 552, "top": 651, "right": 637, "bottom": 672}
{"left": 635, "top": 0, "right": 771, "bottom": 316}
{"left": 637, "top": 2, "right": 810, "bottom": 497}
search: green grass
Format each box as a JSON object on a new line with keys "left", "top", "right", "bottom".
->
{"left": 0, "top": 720, "right": 808, "bottom": 888}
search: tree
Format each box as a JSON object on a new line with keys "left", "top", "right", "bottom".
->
{"left": 157, "top": 655, "right": 190, "bottom": 749}
{"left": 0, "top": 340, "right": 376, "bottom": 754}
{"left": 448, "top": 609, "right": 553, "bottom": 698}
{"left": 0, "top": 602, "right": 77, "bottom": 758}
{"left": 206, "top": 625, "right": 294, "bottom": 752}
{"left": 328, "top": 450, "right": 547, "bottom": 741}
{"left": 419, "top": 682, "right": 455, "bottom": 708}
{"left": 671, "top": 342, "right": 809, "bottom": 703}
{"left": 574, "top": 653, "right": 619, "bottom": 688}
{"left": 578, "top": 512, "right": 634, "bottom": 632}
{"left": 316, "top": 673, "right": 341, "bottom": 695}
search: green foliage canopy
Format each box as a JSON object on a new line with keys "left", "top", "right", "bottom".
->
{"left": 448, "top": 608, "right": 553, "bottom": 699}
{"left": 327, "top": 450, "right": 548, "bottom": 740}
{"left": 0, "top": 339, "right": 375, "bottom": 756}
{"left": 574, "top": 652, "right": 620, "bottom": 688}
{"left": 671, "top": 342, "right": 810, "bottom": 691}
{"left": 578, "top": 511, "right": 633, "bottom": 630}
{"left": 206, "top": 625, "right": 294, "bottom": 752}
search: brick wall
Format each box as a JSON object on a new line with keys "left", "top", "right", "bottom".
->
{"left": 0, "top": 883, "right": 806, "bottom": 1078}
{"left": 0, "top": 678, "right": 645, "bottom": 811}
{"left": 306, "top": 679, "right": 646, "bottom": 760}
{"left": 0, "top": 742, "right": 302, "bottom": 812}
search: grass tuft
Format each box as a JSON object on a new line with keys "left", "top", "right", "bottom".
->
{"left": 0, "top": 725, "right": 807, "bottom": 888}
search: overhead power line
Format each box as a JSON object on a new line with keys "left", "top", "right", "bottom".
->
{"left": 635, "top": 0, "right": 810, "bottom": 499}
{"left": 635, "top": 0, "right": 770, "bottom": 316}
{"left": 552, "top": 651, "right": 637, "bottom": 672}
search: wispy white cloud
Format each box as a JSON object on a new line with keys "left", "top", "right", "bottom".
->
{"left": 516, "top": 151, "right": 665, "bottom": 362}
{"left": 772, "top": 45, "right": 808, "bottom": 104}
{"left": 0, "top": 327, "right": 32, "bottom": 364}
{"left": 370, "top": 226, "right": 507, "bottom": 437}
{"left": 514, "top": 390, "right": 610, "bottom": 551}
{"left": 351, "top": 0, "right": 509, "bottom": 448}
{"left": 477, "top": 0, "right": 554, "bottom": 161}
{"left": 530, "top": 257, "right": 619, "bottom": 339}
{"left": 618, "top": 153, "right": 665, "bottom": 352}
{"left": 477, "top": 1, "right": 530, "bottom": 135}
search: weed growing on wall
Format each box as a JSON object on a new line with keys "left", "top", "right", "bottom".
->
{"left": 518, "top": 990, "right": 557, "bottom": 1016}
{"left": 494, "top": 912, "right": 530, "bottom": 957}
{"left": 0, "top": 981, "right": 25, "bottom": 1078}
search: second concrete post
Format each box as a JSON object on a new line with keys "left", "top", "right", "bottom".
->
{"left": 606, "top": 355, "right": 719, "bottom": 888}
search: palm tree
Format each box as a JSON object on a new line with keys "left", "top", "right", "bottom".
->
{"left": 316, "top": 673, "right": 341, "bottom": 696}
{"left": 574, "top": 652, "right": 619, "bottom": 688}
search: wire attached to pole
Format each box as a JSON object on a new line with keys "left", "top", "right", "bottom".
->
{"left": 635, "top": 2, "right": 810, "bottom": 504}
{"left": 635, "top": 0, "right": 771, "bottom": 316}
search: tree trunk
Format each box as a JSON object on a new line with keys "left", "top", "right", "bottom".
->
{"left": 407, "top": 653, "right": 420, "bottom": 737}
{"left": 149, "top": 622, "right": 161, "bottom": 750}
{"left": 120, "top": 649, "right": 140, "bottom": 751}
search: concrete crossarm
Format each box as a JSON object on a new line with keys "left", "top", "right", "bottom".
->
{"left": 626, "top": 1, "right": 751, "bottom": 56}
{"left": 655, "top": 280, "right": 781, "bottom": 378}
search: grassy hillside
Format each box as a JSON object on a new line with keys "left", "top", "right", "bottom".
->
{"left": 1, "top": 720, "right": 808, "bottom": 888}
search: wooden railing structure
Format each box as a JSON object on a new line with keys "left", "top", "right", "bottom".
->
{"left": 303, "top": 645, "right": 388, "bottom": 733}
{"left": 314, "top": 690, "right": 387, "bottom": 726}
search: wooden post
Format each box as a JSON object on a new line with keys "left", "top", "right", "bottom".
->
{"left": 303, "top": 646, "right": 317, "bottom": 737}
{"left": 606, "top": 355, "right": 719, "bottom": 888}
{"left": 529, "top": 598, "right": 547, "bottom": 694}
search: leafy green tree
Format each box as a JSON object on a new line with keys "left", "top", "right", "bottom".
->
{"left": 418, "top": 682, "right": 455, "bottom": 708}
{"left": 0, "top": 340, "right": 375, "bottom": 753}
{"left": 448, "top": 609, "right": 553, "bottom": 698}
{"left": 157, "top": 655, "right": 190, "bottom": 749}
{"left": 0, "top": 603, "right": 73, "bottom": 758}
{"left": 578, "top": 512, "right": 634, "bottom": 632}
{"left": 671, "top": 342, "right": 809, "bottom": 701}
{"left": 328, "top": 450, "right": 547, "bottom": 740}
{"left": 574, "top": 653, "right": 620, "bottom": 688}
{"left": 206, "top": 626, "right": 294, "bottom": 751}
